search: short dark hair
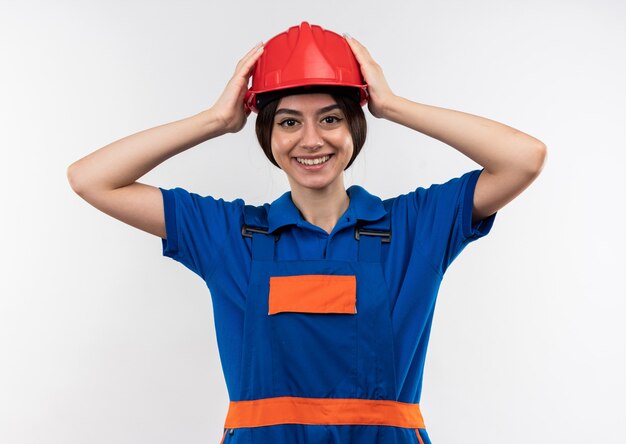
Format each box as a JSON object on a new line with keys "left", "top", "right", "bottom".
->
{"left": 255, "top": 87, "right": 367, "bottom": 170}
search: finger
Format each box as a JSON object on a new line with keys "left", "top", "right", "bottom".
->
{"left": 242, "top": 41, "right": 264, "bottom": 59}
{"left": 345, "top": 36, "right": 374, "bottom": 63}
{"left": 240, "top": 47, "right": 263, "bottom": 81}
{"left": 235, "top": 45, "right": 265, "bottom": 76}
{"left": 234, "top": 42, "right": 265, "bottom": 73}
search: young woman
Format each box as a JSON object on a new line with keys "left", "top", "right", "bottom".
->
{"left": 67, "top": 22, "right": 546, "bottom": 444}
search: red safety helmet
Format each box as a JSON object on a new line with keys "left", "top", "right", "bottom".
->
{"left": 245, "top": 21, "right": 368, "bottom": 113}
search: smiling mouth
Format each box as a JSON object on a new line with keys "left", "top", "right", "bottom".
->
{"left": 294, "top": 154, "right": 332, "bottom": 166}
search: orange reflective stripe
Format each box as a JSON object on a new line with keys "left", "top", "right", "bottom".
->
{"left": 219, "top": 429, "right": 227, "bottom": 444}
{"left": 224, "top": 396, "right": 425, "bottom": 429}
{"left": 268, "top": 275, "right": 357, "bottom": 315}
{"left": 415, "top": 429, "right": 425, "bottom": 444}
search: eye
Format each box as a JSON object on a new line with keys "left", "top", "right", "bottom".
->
{"left": 322, "top": 115, "right": 342, "bottom": 124}
{"left": 278, "top": 118, "right": 298, "bottom": 128}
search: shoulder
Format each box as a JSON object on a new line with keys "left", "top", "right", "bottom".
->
{"left": 382, "top": 170, "right": 481, "bottom": 209}
{"left": 161, "top": 186, "right": 248, "bottom": 205}
{"left": 160, "top": 186, "right": 254, "bottom": 237}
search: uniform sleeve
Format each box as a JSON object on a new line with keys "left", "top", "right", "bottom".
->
{"left": 413, "top": 168, "right": 496, "bottom": 276}
{"left": 159, "top": 187, "right": 245, "bottom": 281}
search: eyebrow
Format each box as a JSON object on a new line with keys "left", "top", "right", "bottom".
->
{"left": 274, "top": 104, "right": 341, "bottom": 117}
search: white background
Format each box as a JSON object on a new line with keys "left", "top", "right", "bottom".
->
{"left": 2, "top": 0, "right": 625, "bottom": 443}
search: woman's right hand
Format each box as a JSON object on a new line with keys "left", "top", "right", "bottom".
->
{"left": 212, "top": 42, "right": 265, "bottom": 134}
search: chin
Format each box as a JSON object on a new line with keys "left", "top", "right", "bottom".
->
{"left": 290, "top": 174, "right": 344, "bottom": 192}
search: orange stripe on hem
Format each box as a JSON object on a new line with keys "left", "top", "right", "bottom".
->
{"left": 224, "top": 396, "right": 425, "bottom": 429}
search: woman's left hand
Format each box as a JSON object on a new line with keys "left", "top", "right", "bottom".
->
{"left": 344, "top": 35, "right": 396, "bottom": 119}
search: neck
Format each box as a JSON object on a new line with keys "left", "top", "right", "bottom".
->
{"left": 289, "top": 178, "right": 350, "bottom": 235}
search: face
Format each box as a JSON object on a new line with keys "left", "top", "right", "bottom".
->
{"left": 271, "top": 93, "right": 354, "bottom": 193}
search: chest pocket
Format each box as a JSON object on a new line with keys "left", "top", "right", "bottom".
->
{"left": 268, "top": 272, "right": 359, "bottom": 398}
{"left": 269, "top": 274, "right": 357, "bottom": 315}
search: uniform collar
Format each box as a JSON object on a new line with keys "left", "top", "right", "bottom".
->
{"left": 267, "top": 185, "right": 387, "bottom": 234}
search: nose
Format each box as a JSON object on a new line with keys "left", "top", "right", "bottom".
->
{"left": 299, "top": 122, "right": 324, "bottom": 150}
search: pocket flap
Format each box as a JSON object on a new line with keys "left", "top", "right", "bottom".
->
{"left": 268, "top": 274, "right": 356, "bottom": 315}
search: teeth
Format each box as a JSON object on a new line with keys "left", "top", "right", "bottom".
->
{"left": 296, "top": 155, "right": 330, "bottom": 166}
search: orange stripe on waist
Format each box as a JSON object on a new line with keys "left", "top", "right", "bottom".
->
{"left": 224, "top": 396, "right": 425, "bottom": 429}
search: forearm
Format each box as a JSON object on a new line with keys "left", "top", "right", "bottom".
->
{"left": 67, "top": 108, "right": 226, "bottom": 192}
{"left": 382, "top": 95, "right": 546, "bottom": 174}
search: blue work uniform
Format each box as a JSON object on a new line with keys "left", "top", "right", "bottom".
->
{"left": 159, "top": 168, "right": 496, "bottom": 443}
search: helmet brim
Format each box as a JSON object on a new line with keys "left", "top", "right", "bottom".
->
{"left": 247, "top": 84, "right": 368, "bottom": 113}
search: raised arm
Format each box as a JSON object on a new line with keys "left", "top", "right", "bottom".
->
{"left": 344, "top": 35, "right": 547, "bottom": 224}
{"left": 66, "top": 42, "right": 265, "bottom": 239}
